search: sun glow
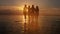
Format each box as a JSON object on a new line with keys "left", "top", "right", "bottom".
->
{"left": 22, "top": 15, "right": 28, "bottom": 24}
{"left": 18, "top": 6, "right": 24, "bottom": 11}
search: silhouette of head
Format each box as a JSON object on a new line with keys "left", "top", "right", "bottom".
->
{"left": 36, "top": 6, "right": 39, "bottom": 9}
{"left": 28, "top": 6, "right": 30, "bottom": 8}
{"left": 24, "top": 4, "right": 27, "bottom": 7}
{"left": 32, "top": 5, "right": 34, "bottom": 8}
{"left": 36, "top": 6, "right": 39, "bottom": 11}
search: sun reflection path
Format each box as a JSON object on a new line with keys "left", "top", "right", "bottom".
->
{"left": 23, "top": 15, "right": 28, "bottom": 24}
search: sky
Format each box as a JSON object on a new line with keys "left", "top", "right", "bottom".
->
{"left": 0, "top": 0, "right": 60, "bottom": 8}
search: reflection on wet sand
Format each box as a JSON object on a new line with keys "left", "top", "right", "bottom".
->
{"left": 0, "top": 5, "right": 60, "bottom": 34}
{"left": 23, "top": 16, "right": 39, "bottom": 34}
{"left": 0, "top": 15, "right": 39, "bottom": 34}
{"left": 0, "top": 15, "right": 60, "bottom": 34}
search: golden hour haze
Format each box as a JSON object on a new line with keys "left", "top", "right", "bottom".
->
{"left": 0, "top": 0, "right": 60, "bottom": 34}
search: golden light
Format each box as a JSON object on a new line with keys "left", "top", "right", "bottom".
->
{"left": 22, "top": 15, "right": 29, "bottom": 24}
{"left": 16, "top": 5, "right": 29, "bottom": 24}
{"left": 17, "top": 6, "right": 24, "bottom": 11}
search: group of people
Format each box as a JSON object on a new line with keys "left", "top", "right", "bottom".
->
{"left": 23, "top": 5, "right": 39, "bottom": 23}
{"left": 23, "top": 5, "right": 39, "bottom": 34}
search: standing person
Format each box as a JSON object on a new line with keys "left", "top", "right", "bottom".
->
{"left": 28, "top": 6, "right": 31, "bottom": 23}
{"left": 23, "top": 5, "right": 28, "bottom": 22}
{"left": 30, "top": 5, "right": 35, "bottom": 22}
{"left": 35, "top": 6, "right": 39, "bottom": 23}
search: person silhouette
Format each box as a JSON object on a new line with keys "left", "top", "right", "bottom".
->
{"left": 35, "top": 6, "right": 39, "bottom": 15}
{"left": 28, "top": 6, "right": 31, "bottom": 22}
{"left": 35, "top": 6, "right": 39, "bottom": 23}
{"left": 23, "top": 5, "right": 28, "bottom": 21}
{"left": 31, "top": 5, "right": 35, "bottom": 15}
{"left": 30, "top": 5, "right": 36, "bottom": 22}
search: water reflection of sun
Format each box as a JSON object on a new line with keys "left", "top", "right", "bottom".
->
{"left": 22, "top": 15, "right": 28, "bottom": 24}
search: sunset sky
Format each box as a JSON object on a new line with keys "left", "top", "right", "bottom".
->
{"left": 0, "top": 0, "right": 60, "bottom": 8}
